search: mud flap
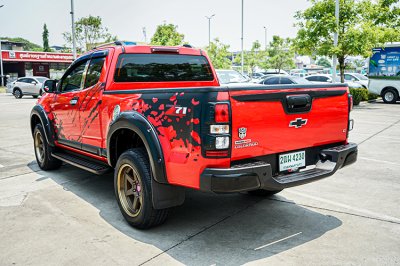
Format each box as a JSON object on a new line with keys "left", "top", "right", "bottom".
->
{"left": 151, "top": 178, "right": 185, "bottom": 209}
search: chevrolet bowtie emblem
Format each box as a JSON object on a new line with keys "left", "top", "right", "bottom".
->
{"left": 289, "top": 118, "right": 308, "bottom": 128}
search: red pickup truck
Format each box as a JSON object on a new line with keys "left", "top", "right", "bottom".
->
{"left": 30, "top": 42, "right": 357, "bottom": 229}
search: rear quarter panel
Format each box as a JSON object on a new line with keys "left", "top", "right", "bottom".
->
{"left": 101, "top": 89, "right": 230, "bottom": 189}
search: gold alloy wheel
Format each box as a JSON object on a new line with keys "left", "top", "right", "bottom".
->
{"left": 117, "top": 164, "right": 143, "bottom": 217}
{"left": 34, "top": 131, "right": 45, "bottom": 164}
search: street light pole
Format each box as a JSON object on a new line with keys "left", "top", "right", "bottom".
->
{"left": 0, "top": 4, "right": 4, "bottom": 86}
{"left": 332, "top": 0, "right": 339, "bottom": 82}
{"left": 205, "top": 14, "right": 215, "bottom": 47}
{"left": 0, "top": 40, "right": 4, "bottom": 87}
{"left": 263, "top": 26, "right": 267, "bottom": 49}
{"left": 70, "top": 0, "right": 77, "bottom": 59}
{"left": 241, "top": 0, "right": 244, "bottom": 74}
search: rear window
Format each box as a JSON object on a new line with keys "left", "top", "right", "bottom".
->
{"left": 114, "top": 54, "right": 214, "bottom": 82}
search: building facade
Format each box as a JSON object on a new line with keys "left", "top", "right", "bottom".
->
{"left": 1, "top": 41, "right": 73, "bottom": 84}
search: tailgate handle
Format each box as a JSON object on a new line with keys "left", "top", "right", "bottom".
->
{"left": 286, "top": 94, "right": 312, "bottom": 113}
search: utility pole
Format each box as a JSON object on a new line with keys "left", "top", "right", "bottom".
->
{"left": 142, "top": 27, "right": 147, "bottom": 43}
{"left": 332, "top": 0, "right": 339, "bottom": 82}
{"left": 70, "top": 0, "right": 77, "bottom": 59}
{"left": 241, "top": 0, "right": 244, "bottom": 74}
{"left": 0, "top": 39, "right": 4, "bottom": 87}
{"left": 0, "top": 4, "right": 4, "bottom": 87}
{"left": 263, "top": 26, "right": 267, "bottom": 49}
{"left": 205, "top": 14, "right": 215, "bottom": 47}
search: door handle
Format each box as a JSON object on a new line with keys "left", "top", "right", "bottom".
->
{"left": 70, "top": 97, "right": 79, "bottom": 106}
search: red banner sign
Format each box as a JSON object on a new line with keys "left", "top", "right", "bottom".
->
{"left": 1, "top": 50, "right": 74, "bottom": 63}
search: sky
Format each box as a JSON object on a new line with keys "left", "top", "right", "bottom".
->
{"left": 0, "top": 0, "right": 310, "bottom": 51}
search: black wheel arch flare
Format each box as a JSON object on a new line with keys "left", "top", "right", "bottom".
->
{"left": 30, "top": 105, "right": 56, "bottom": 147}
{"left": 107, "top": 111, "right": 167, "bottom": 184}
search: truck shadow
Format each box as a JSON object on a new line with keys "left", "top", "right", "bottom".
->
{"left": 30, "top": 163, "right": 342, "bottom": 265}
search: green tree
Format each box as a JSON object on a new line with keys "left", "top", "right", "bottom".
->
{"left": 234, "top": 40, "right": 266, "bottom": 75}
{"left": 63, "top": 15, "right": 116, "bottom": 51}
{"left": 294, "top": 0, "right": 400, "bottom": 82}
{"left": 265, "top": 36, "right": 295, "bottom": 73}
{"left": 206, "top": 38, "right": 231, "bottom": 69}
{"left": 316, "top": 57, "right": 332, "bottom": 68}
{"left": 42, "top": 24, "right": 50, "bottom": 52}
{"left": 150, "top": 23, "right": 185, "bottom": 46}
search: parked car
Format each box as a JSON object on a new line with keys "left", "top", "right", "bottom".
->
{"left": 305, "top": 74, "right": 363, "bottom": 88}
{"left": 263, "top": 69, "right": 289, "bottom": 75}
{"left": 251, "top": 73, "right": 286, "bottom": 83}
{"left": 291, "top": 72, "right": 308, "bottom": 78}
{"left": 369, "top": 79, "right": 400, "bottom": 103}
{"left": 8, "top": 76, "right": 49, "bottom": 99}
{"left": 31, "top": 42, "right": 357, "bottom": 229}
{"left": 344, "top": 73, "right": 369, "bottom": 88}
{"left": 216, "top": 69, "right": 250, "bottom": 84}
{"left": 260, "top": 75, "right": 312, "bottom": 85}
{"left": 251, "top": 72, "right": 265, "bottom": 79}
{"left": 368, "top": 45, "right": 400, "bottom": 103}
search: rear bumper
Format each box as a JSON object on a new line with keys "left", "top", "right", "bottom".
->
{"left": 200, "top": 143, "right": 358, "bottom": 193}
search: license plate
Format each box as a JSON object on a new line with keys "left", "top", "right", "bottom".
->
{"left": 279, "top": 151, "right": 306, "bottom": 172}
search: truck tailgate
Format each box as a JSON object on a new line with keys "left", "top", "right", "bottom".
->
{"left": 229, "top": 85, "right": 349, "bottom": 161}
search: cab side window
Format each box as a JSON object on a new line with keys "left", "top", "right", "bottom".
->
{"left": 279, "top": 77, "right": 294, "bottom": 84}
{"left": 60, "top": 60, "right": 88, "bottom": 92}
{"left": 264, "top": 77, "right": 279, "bottom": 85}
{"left": 344, "top": 74, "right": 353, "bottom": 81}
{"left": 85, "top": 57, "right": 106, "bottom": 88}
{"left": 26, "top": 78, "right": 36, "bottom": 84}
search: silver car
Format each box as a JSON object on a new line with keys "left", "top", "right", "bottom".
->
{"left": 7, "top": 76, "right": 49, "bottom": 99}
{"left": 216, "top": 69, "right": 250, "bottom": 84}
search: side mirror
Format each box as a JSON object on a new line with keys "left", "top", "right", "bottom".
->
{"left": 43, "top": 80, "right": 57, "bottom": 93}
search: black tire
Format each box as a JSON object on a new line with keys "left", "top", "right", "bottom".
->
{"left": 114, "top": 148, "right": 169, "bottom": 229}
{"left": 248, "top": 189, "right": 283, "bottom": 197}
{"left": 13, "top": 88, "right": 22, "bottom": 99}
{"left": 382, "top": 88, "right": 398, "bottom": 104}
{"left": 33, "top": 124, "right": 62, "bottom": 170}
{"left": 32, "top": 95, "right": 38, "bottom": 99}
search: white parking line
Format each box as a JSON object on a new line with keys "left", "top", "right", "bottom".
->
{"left": 286, "top": 190, "right": 400, "bottom": 224}
{"left": 254, "top": 232, "right": 303, "bottom": 250}
{"left": 359, "top": 157, "right": 400, "bottom": 166}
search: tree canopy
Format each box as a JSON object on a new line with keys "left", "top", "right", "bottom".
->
{"left": 150, "top": 23, "right": 185, "bottom": 46}
{"left": 234, "top": 40, "right": 266, "bottom": 75}
{"left": 63, "top": 15, "right": 116, "bottom": 52}
{"left": 316, "top": 57, "right": 332, "bottom": 68}
{"left": 265, "top": 36, "right": 295, "bottom": 72}
{"left": 206, "top": 38, "right": 232, "bottom": 69}
{"left": 42, "top": 24, "right": 50, "bottom": 52}
{"left": 294, "top": 0, "right": 400, "bottom": 81}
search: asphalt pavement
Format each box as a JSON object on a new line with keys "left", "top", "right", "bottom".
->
{"left": 0, "top": 93, "right": 399, "bottom": 266}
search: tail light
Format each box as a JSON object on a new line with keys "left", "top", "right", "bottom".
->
{"left": 202, "top": 102, "right": 231, "bottom": 158}
{"left": 215, "top": 104, "right": 229, "bottom": 123}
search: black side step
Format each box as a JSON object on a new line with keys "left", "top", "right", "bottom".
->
{"left": 51, "top": 152, "right": 111, "bottom": 175}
